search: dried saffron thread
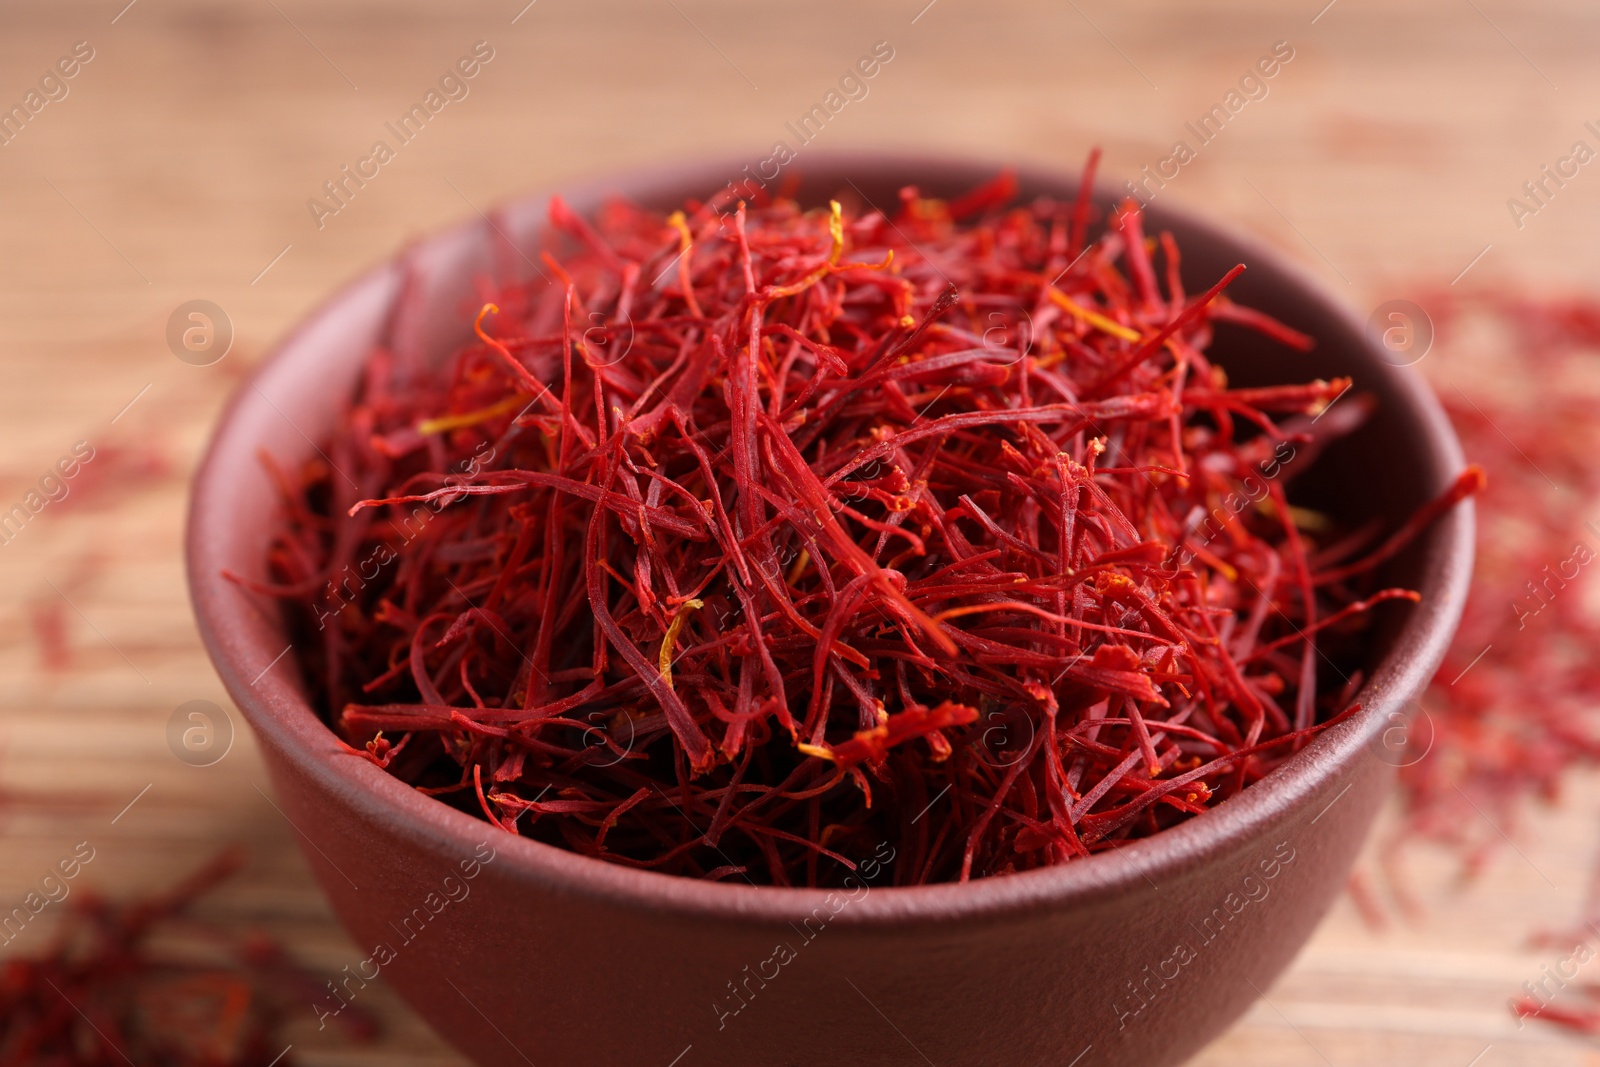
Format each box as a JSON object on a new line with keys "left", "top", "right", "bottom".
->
{"left": 242, "top": 158, "right": 1473, "bottom": 887}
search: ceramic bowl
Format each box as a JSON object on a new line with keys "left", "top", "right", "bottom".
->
{"left": 188, "top": 154, "right": 1473, "bottom": 1067}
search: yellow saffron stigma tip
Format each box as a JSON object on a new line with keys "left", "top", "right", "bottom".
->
{"left": 1048, "top": 289, "right": 1142, "bottom": 343}
{"left": 827, "top": 200, "right": 844, "bottom": 265}
{"left": 668, "top": 210, "right": 693, "bottom": 251}
{"left": 796, "top": 742, "right": 835, "bottom": 761}
{"left": 658, "top": 598, "right": 704, "bottom": 689}
{"left": 473, "top": 303, "right": 501, "bottom": 345}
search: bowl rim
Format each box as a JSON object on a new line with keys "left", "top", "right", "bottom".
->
{"left": 187, "top": 150, "right": 1474, "bottom": 926}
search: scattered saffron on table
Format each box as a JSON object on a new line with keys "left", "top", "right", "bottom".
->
{"left": 54, "top": 441, "right": 172, "bottom": 515}
{"left": 28, "top": 553, "right": 105, "bottom": 674}
{"left": 0, "top": 849, "right": 376, "bottom": 1065}
{"left": 237, "top": 161, "right": 1474, "bottom": 887}
{"left": 1391, "top": 288, "right": 1600, "bottom": 879}
{"left": 1342, "top": 287, "right": 1600, "bottom": 1037}
{"left": 1511, "top": 988, "right": 1600, "bottom": 1036}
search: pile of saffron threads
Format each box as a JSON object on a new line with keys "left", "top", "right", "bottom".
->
{"left": 239, "top": 162, "right": 1478, "bottom": 887}
{"left": 0, "top": 850, "right": 376, "bottom": 1065}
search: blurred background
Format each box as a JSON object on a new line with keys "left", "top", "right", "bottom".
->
{"left": 2, "top": 0, "right": 1598, "bottom": 1064}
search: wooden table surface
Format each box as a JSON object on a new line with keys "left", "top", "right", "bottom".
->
{"left": 4, "top": 1, "right": 1600, "bottom": 1063}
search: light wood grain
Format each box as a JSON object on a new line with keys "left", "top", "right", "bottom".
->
{"left": 3, "top": 1, "right": 1600, "bottom": 1063}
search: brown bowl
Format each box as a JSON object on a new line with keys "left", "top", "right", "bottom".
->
{"left": 187, "top": 154, "right": 1473, "bottom": 1067}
